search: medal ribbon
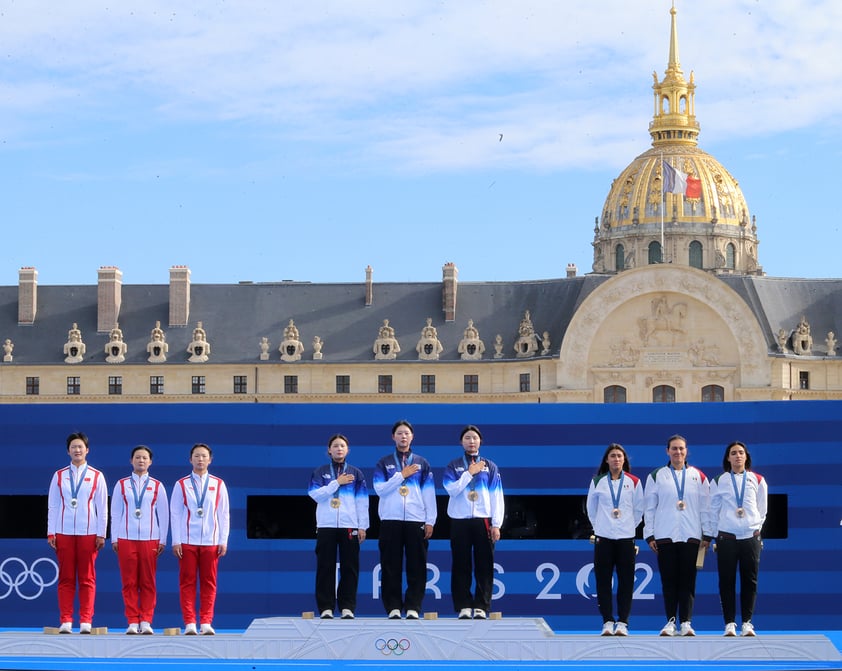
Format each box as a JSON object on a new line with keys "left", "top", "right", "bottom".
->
{"left": 130, "top": 475, "right": 149, "bottom": 513}
{"left": 463, "top": 454, "right": 479, "bottom": 495}
{"left": 730, "top": 471, "right": 746, "bottom": 510}
{"left": 190, "top": 473, "right": 210, "bottom": 513}
{"left": 670, "top": 465, "right": 686, "bottom": 502}
{"left": 69, "top": 465, "right": 89, "bottom": 504}
{"left": 607, "top": 472, "right": 624, "bottom": 511}
{"left": 330, "top": 461, "right": 345, "bottom": 481}
{"left": 395, "top": 452, "right": 413, "bottom": 482}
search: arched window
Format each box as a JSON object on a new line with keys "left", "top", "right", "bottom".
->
{"left": 689, "top": 241, "right": 703, "bottom": 269}
{"left": 701, "top": 384, "right": 724, "bottom": 402}
{"left": 726, "top": 243, "right": 736, "bottom": 269}
{"left": 648, "top": 241, "right": 663, "bottom": 265}
{"left": 604, "top": 385, "right": 627, "bottom": 404}
{"left": 615, "top": 244, "right": 625, "bottom": 271}
{"left": 652, "top": 385, "right": 675, "bottom": 403}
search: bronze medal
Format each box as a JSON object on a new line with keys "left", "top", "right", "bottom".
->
{"left": 612, "top": 508, "right": 621, "bottom": 519}
{"left": 736, "top": 507, "right": 745, "bottom": 518}
{"left": 677, "top": 500, "right": 686, "bottom": 511}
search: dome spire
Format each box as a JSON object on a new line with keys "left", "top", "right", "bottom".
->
{"left": 649, "top": 4, "right": 699, "bottom": 147}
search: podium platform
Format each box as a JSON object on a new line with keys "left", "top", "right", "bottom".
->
{"left": 0, "top": 618, "right": 839, "bottom": 664}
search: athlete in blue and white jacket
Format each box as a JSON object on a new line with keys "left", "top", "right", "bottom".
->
{"left": 442, "top": 425, "right": 504, "bottom": 620}
{"left": 372, "top": 420, "right": 436, "bottom": 618}
{"left": 308, "top": 433, "right": 369, "bottom": 619}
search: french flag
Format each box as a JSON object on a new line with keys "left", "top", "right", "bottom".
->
{"left": 662, "top": 159, "right": 701, "bottom": 198}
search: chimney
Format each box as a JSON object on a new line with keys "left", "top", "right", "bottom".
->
{"left": 18, "top": 267, "right": 38, "bottom": 325}
{"left": 97, "top": 266, "right": 122, "bottom": 333}
{"left": 364, "top": 265, "right": 373, "bottom": 307}
{"left": 169, "top": 265, "right": 191, "bottom": 327}
{"left": 566, "top": 263, "right": 578, "bottom": 278}
{"left": 442, "top": 262, "right": 458, "bottom": 322}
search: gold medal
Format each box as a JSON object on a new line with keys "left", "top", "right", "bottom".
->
{"left": 330, "top": 497, "right": 340, "bottom": 509}
{"left": 677, "top": 500, "right": 686, "bottom": 511}
{"left": 468, "top": 491, "right": 479, "bottom": 502}
{"left": 612, "top": 508, "right": 621, "bottom": 519}
{"left": 399, "top": 485, "right": 409, "bottom": 497}
{"left": 736, "top": 507, "right": 745, "bottom": 518}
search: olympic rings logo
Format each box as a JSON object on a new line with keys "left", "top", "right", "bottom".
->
{"left": 374, "top": 637, "right": 411, "bottom": 656}
{"left": 0, "top": 557, "right": 59, "bottom": 600}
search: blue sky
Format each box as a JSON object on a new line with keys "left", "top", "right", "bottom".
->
{"left": 1, "top": 1, "right": 841, "bottom": 286}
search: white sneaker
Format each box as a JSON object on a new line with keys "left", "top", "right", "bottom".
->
{"left": 388, "top": 609, "right": 401, "bottom": 619}
{"left": 724, "top": 622, "right": 737, "bottom": 637}
{"left": 614, "top": 622, "right": 629, "bottom": 636}
{"left": 200, "top": 623, "right": 215, "bottom": 635}
{"left": 601, "top": 621, "right": 615, "bottom": 636}
{"left": 741, "top": 621, "right": 756, "bottom": 637}
{"left": 79, "top": 622, "right": 92, "bottom": 635}
{"left": 679, "top": 621, "right": 695, "bottom": 637}
{"left": 320, "top": 610, "right": 333, "bottom": 619}
{"left": 405, "top": 609, "right": 419, "bottom": 620}
{"left": 184, "top": 622, "right": 198, "bottom": 635}
{"left": 340, "top": 609, "right": 354, "bottom": 619}
{"left": 659, "top": 618, "right": 676, "bottom": 636}
{"left": 140, "top": 621, "right": 154, "bottom": 635}
{"left": 473, "top": 608, "right": 487, "bottom": 620}
{"left": 58, "top": 622, "right": 73, "bottom": 634}
{"left": 458, "top": 608, "right": 472, "bottom": 619}
{"left": 125, "top": 623, "right": 139, "bottom": 635}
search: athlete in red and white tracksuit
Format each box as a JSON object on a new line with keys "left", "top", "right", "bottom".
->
{"left": 170, "top": 444, "right": 230, "bottom": 633}
{"left": 47, "top": 432, "right": 108, "bottom": 630}
{"left": 111, "top": 446, "right": 169, "bottom": 631}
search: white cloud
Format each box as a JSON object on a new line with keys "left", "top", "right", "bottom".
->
{"left": 1, "top": 0, "right": 841, "bottom": 171}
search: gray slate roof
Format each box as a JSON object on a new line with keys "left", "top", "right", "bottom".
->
{"left": 1, "top": 274, "right": 840, "bottom": 365}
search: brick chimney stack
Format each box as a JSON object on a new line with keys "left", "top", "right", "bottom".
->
{"left": 18, "top": 267, "right": 38, "bottom": 325}
{"left": 97, "top": 266, "right": 123, "bottom": 333}
{"left": 442, "top": 262, "right": 458, "bottom": 322}
{"left": 169, "top": 266, "right": 191, "bottom": 327}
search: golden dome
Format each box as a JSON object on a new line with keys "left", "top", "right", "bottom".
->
{"left": 592, "top": 6, "right": 761, "bottom": 276}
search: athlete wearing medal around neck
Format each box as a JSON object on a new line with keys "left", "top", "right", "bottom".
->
{"left": 47, "top": 432, "right": 108, "bottom": 634}
{"left": 307, "top": 433, "right": 370, "bottom": 619}
{"left": 170, "top": 443, "right": 230, "bottom": 636}
{"left": 710, "top": 441, "right": 767, "bottom": 638}
{"left": 586, "top": 443, "right": 644, "bottom": 636}
{"left": 442, "top": 425, "right": 504, "bottom": 621}
{"left": 372, "top": 419, "right": 437, "bottom": 620}
{"left": 644, "top": 434, "right": 714, "bottom": 637}
{"left": 110, "top": 445, "right": 169, "bottom": 635}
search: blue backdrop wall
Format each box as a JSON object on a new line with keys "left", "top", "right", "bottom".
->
{"left": 1, "top": 401, "right": 840, "bottom": 632}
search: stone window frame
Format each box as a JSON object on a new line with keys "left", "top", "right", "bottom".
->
{"left": 421, "top": 374, "right": 436, "bottom": 394}
{"left": 233, "top": 375, "right": 248, "bottom": 394}
{"left": 463, "top": 374, "right": 479, "bottom": 394}
{"left": 701, "top": 384, "right": 724, "bottom": 402}
{"left": 191, "top": 375, "right": 206, "bottom": 395}
{"left": 519, "top": 373, "right": 531, "bottom": 393}
{"left": 652, "top": 384, "right": 675, "bottom": 402}
{"left": 108, "top": 376, "right": 123, "bottom": 395}
{"left": 67, "top": 376, "right": 81, "bottom": 396}
{"left": 378, "top": 375, "right": 393, "bottom": 394}
{"left": 25, "top": 376, "right": 40, "bottom": 396}
{"left": 689, "top": 240, "right": 703, "bottom": 269}
{"left": 603, "top": 385, "right": 627, "bottom": 403}
{"left": 284, "top": 375, "right": 299, "bottom": 394}
{"left": 149, "top": 376, "right": 164, "bottom": 395}
{"left": 335, "top": 375, "right": 350, "bottom": 394}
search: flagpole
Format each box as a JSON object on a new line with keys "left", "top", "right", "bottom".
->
{"left": 660, "top": 153, "right": 665, "bottom": 262}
